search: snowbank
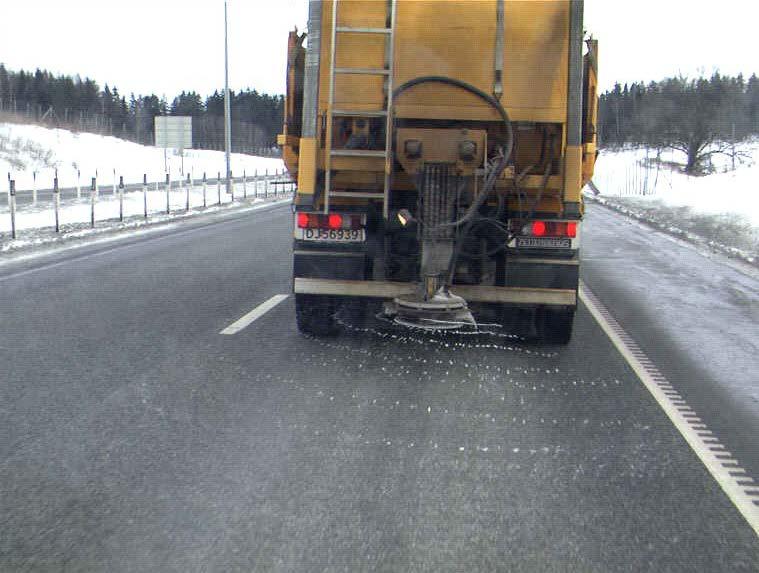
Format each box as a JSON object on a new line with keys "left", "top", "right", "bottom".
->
{"left": 0, "top": 178, "right": 294, "bottom": 255}
{"left": 591, "top": 144, "right": 759, "bottom": 226}
{"left": 0, "top": 122, "right": 284, "bottom": 190}
{"left": 588, "top": 143, "right": 759, "bottom": 264}
{"left": 0, "top": 121, "right": 293, "bottom": 255}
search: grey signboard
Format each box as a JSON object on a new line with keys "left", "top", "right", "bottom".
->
{"left": 155, "top": 116, "right": 192, "bottom": 149}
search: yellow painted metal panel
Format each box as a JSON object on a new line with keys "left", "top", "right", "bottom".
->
{"left": 306, "top": 0, "right": 579, "bottom": 213}
{"left": 297, "top": 137, "right": 318, "bottom": 194}
{"left": 320, "top": 1, "right": 388, "bottom": 110}
{"left": 335, "top": 0, "right": 387, "bottom": 28}
{"left": 563, "top": 145, "right": 583, "bottom": 202}
{"left": 319, "top": 0, "right": 569, "bottom": 120}
{"left": 392, "top": 0, "right": 569, "bottom": 118}
{"left": 393, "top": 104, "right": 565, "bottom": 123}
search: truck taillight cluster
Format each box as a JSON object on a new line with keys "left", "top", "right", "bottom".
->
{"left": 522, "top": 220, "right": 578, "bottom": 238}
{"left": 296, "top": 212, "right": 364, "bottom": 230}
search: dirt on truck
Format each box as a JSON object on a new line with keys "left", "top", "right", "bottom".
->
{"left": 278, "top": 0, "right": 598, "bottom": 342}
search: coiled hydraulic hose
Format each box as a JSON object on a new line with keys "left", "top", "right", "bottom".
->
{"left": 392, "top": 76, "right": 513, "bottom": 143}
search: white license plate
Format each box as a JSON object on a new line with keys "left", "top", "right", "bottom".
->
{"left": 516, "top": 237, "right": 572, "bottom": 249}
{"left": 295, "top": 228, "right": 365, "bottom": 242}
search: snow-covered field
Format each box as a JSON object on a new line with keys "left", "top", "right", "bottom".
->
{"left": 0, "top": 177, "right": 294, "bottom": 254}
{"left": 0, "top": 122, "right": 284, "bottom": 190}
{"left": 588, "top": 143, "right": 759, "bottom": 264}
{"left": 0, "top": 122, "right": 290, "bottom": 254}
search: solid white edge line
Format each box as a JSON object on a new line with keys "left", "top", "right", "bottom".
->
{"left": 220, "top": 294, "right": 290, "bottom": 335}
{"left": 579, "top": 281, "right": 759, "bottom": 538}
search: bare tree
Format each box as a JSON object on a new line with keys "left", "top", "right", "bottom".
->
{"left": 639, "top": 75, "right": 741, "bottom": 175}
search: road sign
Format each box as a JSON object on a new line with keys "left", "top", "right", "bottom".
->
{"left": 155, "top": 116, "right": 192, "bottom": 149}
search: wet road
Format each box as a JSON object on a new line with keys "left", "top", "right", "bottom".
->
{"left": 0, "top": 202, "right": 757, "bottom": 571}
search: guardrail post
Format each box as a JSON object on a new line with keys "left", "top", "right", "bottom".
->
{"left": 185, "top": 173, "right": 191, "bottom": 211}
{"left": 143, "top": 174, "right": 148, "bottom": 218}
{"left": 165, "top": 173, "right": 171, "bottom": 214}
{"left": 254, "top": 169, "right": 258, "bottom": 198}
{"left": 32, "top": 171, "right": 37, "bottom": 206}
{"left": 217, "top": 171, "right": 222, "bottom": 205}
{"left": 202, "top": 172, "right": 207, "bottom": 207}
{"left": 229, "top": 170, "right": 234, "bottom": 201}
{"left": 265, "top": 168, "right": 269, "bottom": 199}
{"left": 9, "top": 179, "right": 16, "bottom": 239}
{"left": 53, "top": 176, "right": 60, "bottom": 232}
{"left": 90, "top": 177, "right": 96, "bottom": 228}
{"left": 95, "top": 170, "right": 99, "bottom": 198}
{"left": 243, "top": 170, "right": 247, "bottom": 198}
{"left": 118, "top": 175, "right": 124, "bottom": 221}
{"left": 76, "top": 169, "right": 81, "bottom": 199}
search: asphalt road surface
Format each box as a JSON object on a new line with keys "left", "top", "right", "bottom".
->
{"left": 0, "top": 202, "right": 757, "bottom": 572}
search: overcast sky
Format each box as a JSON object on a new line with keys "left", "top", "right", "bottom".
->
{"left": 0, "top": 1, "right": 757, "bottom": 99}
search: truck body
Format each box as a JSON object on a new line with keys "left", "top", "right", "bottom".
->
{"left": 279, "top": 0, "right": 598, "bottom": 341}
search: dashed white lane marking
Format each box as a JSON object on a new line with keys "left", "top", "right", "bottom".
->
{"left": 220, "top": 294, "right": 289, "bottom": 335}
{"left": 579, "top": 281, "right": 759, "bottom": 537}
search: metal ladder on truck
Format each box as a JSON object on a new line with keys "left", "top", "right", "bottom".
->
{"left": 323, "top": 0, "right": 397, "bottom": 219}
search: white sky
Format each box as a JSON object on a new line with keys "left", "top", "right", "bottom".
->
{"left": 0, "top": 1, "right": 757, "bottom": 98}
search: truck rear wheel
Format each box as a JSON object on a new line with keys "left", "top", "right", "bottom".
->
{"left": 295, "top": 294, "right": 339, "bottom": 336}
{"left": 537, "top": 307, "right": 575, "bottom": 344}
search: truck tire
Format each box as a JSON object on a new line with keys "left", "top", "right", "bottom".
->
{"left": 295, "top": 294, "right": 339, "bottom": 336}
{"left": 537, "top": 307, "right": 575, "bottom": 344}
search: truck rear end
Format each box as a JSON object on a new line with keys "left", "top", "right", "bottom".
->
{"left": 279, "top": 0, "right": 598, "bottom": 341}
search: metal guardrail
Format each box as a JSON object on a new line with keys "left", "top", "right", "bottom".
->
{"left": 3, "top": 169, "right": 296, "bottom": 241}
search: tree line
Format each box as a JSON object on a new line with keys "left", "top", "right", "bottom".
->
{"left": 3, "top": 64, "right": 758, "bottom": 174}
{"left": 0, "top": 65, "right": 284, "bottom": 155}
{"left": 598, "top": 73, "right": 759, "bottom": 174}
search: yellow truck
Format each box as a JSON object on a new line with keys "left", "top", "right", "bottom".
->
{"left": 279, "top": 0, "right": 598, "bottom": 342}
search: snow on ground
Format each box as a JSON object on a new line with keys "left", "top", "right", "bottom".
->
{"left": 0, "top": 121, "right": 291, "bottom": 255}
{"left": 0, "top": 176, "right": 290, "bottom": 231}
{"left": 0, "top": 121, "right": 284, "bottom": 190}
{"left": 0, "top": 178, "right": 293, "bottom": 255}
{"left": 588, "top": 142, "right": 759, "bottom": 264}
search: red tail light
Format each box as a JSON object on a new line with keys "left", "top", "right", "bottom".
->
{"left": 522, "top": 220, "right": 579, "bottom": 238}
{"left": 327, "top": 214, "right": 343, "bottom": 229}
{"left": 296, "top": 212, "right": 364, "bottom": 231}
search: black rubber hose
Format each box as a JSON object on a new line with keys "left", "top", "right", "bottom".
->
{"left": 392, "top": 76, "right": 515, "bottom": 283}
{"left": 392, "top": 76, "right": 514, "bottom": 157}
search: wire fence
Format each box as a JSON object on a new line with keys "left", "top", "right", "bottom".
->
{"left": 2, "top": 169, "right": 295, "bottom": 241}
{"left": 593, "top": 149, "right": 675, "bottom": 198}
